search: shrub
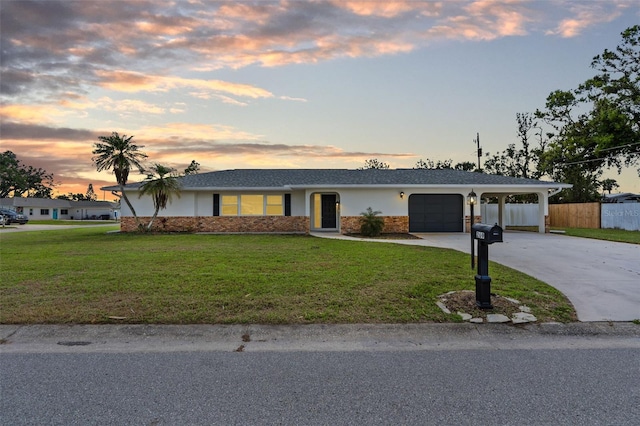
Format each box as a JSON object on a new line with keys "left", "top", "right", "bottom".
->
{"left": 360, "top": 207, "right": 384, "bottom": 237}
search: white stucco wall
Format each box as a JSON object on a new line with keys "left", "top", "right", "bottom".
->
{"left": 290, "top": 190, "right": 306, "bottom": 216}
{"left": 330, "top": 188, "right": 408, "bottom": 216}
{"left": 121, "top": 191, "right": 196, "bottom": 217}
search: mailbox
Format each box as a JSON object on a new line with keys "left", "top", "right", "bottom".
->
{"left": 472, "top": 223, "right": 503, "bottom": 244}
{"left": 471, "top": 223, "right": 503, "bottom": 309}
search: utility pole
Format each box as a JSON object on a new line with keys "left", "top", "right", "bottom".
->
{"left": 474, "top": 133, "right": 482, "bottom": 171}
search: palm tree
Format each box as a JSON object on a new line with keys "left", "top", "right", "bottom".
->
{"left": 92, "top": 132, "right": 147, "bottom": 228}
{"left": 138, "top": 164, "right": 182, "bottom": 230}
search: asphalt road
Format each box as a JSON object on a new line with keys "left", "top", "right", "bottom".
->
{"left": 2, "top": 323, "right": 639, "bottom": 425}
{"left": 3, "top": 348, "right": 639, "bottom": 425}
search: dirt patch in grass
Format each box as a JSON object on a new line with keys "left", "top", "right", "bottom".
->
{"left": 438, "top": 290, "right": 529, "bottom": 320}
{"left": 345, "top": 233, "right": 422, "bottom": 240}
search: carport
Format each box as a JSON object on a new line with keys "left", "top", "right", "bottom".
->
{"left": 475, "top": 188, "right": 565, "bottom": 233}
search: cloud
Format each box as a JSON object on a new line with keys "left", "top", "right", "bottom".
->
{"left": 0, "top": 104, "right": 70, "bottom": 123}
{"left": 279, "top": 95, "right": 307, "bottom": 102}
{"left": 97, "top": 97, "right": 165, "bottom": 115}
{"left": 0, "top": 121, "right": 98, "bottom": 141}
{"left": 94, "top": 71, "right": 274, "bottom": 106}
{"left": 1, "top": 0, "right": 634, "bottom": 120}
{"left": 2, "top": 0, "right": 634, "bottom": 104}
{"left": 334, "top": 1, "right": 442, "bottom": 18}
{"left": 136, "top": 122, "right": 265, "bottom": 142}
{"left": 546, "top": 2, "right": 628, "bottom": 38}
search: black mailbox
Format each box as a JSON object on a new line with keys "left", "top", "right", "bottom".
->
{"left": 472, "top": 223, "right": 503, "bottom": 244}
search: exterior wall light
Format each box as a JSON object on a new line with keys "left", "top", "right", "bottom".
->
{"left": 400, "top": 191, "right": 405, "bottom": 199}
{"left": 467, "top": 190, "right": 477, "bottom": 206}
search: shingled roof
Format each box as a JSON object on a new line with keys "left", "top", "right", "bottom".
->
{"left": 107, "top": 169, "right": 567, "bottom": 191}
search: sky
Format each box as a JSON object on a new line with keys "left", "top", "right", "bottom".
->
{"left": 1, "top": 0, "right": 639, "bottom": 199}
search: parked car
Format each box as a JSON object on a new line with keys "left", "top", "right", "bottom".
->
{"left": 0, "top": 208, "right": 29, "bottom": 224}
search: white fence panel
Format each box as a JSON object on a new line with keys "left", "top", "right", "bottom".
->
{"left": 481, "top": 204, "right": 539, "bottom": 227}
{"left": 601, "top": 204, "right": 640, "bottom": 231}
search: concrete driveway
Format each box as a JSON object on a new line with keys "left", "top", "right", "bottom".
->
{"left": 315, "top": 232, "right": 640, "bottom": 322}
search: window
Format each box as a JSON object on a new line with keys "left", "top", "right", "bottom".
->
{"left": 266, "top": 195, "right": 283, "bottom": 215}
{"left": 61, "top": 209, "right": 68, "bottom": 215}
{"left": 40, "top": 209, "right": 49, "bottom": 215}
{"left": 241, "top": 195, "right": 264, "bottom": 215}
{"left": 220, "top": 194, "right": 284, "bottom": 216}
{"left": 221, "top": 195, "right": 238, "bottom": 215}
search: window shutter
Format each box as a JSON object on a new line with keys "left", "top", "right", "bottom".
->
{"left": 213, "top": 194, "right": 220, "bottom": 216}
{"left": 284, "top": 194, "right": 291, "bottom": 216}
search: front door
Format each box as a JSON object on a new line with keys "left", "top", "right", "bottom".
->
{"left": 312, "top": 193, "right": 339, "bottom": 230}
{"left": 321, "top": 194, "right": 337, "bottom": 228}
{"left": 52, "top": 208, "right": 58, "bottom": 220}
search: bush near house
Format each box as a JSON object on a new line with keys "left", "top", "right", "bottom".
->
{"left": 360, "top": 207, "right": 385, "bottom": 237}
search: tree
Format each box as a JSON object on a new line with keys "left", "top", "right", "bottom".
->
{"left": 536, "top": 92, "right": 617, "bottom": 202}
{"left": 359, "top": 158, "right": 389, "bottom": 170}
{"left": 57, "top": 193, "right": 87, "bottom": 201}
{"left": 454, "top": 161, "right": 477, "bottom": 171}
{"left": 138, "top": 164, "right": 182, "bottom": 231}
{"left": 484, "top": 113, "right": 543, "bottom": 180}
{"left": 184, "top": 160, "right": 200, "bottom": 176}
{"left": 0, "top": 151, "right": 54, "bottom": 198}
{"left": 92, "top": 132, "right": 147, "bottom": 228}
{"left": 85, "top": 183, "right": 97, "bottom": 201}
{"left": 600, "top": 178, "right": 619, "bottom": 195}
{"left": 414, "top": 158, "right": 453, "bottom": 169}
{"left": 535, "top": 26, "right": 640, "bottom": 202}
{"left": 577, "top": 24, "right": 640, "bottom": 173}
{"left": 414, "top": 158, "right": 477, "bottom": 171}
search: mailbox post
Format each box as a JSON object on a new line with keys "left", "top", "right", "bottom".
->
{"left": 471, "top": 223, "right": 503, "bottom": 309}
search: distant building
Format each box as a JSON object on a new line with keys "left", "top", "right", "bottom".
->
{"left": 0, "top": 197, "right": 120, "bottom": 220}
{"left": 602, "top": 193, "right": 640, "bottom": 203}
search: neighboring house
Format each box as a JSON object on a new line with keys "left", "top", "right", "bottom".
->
{"left": 104, "top": 169, "right": 571, "bottom": 234}
{"left": 602, "top": 193, "right": 640, "bottom": 203}
{"left": 0, "top": 198, "right": 119, "bottom": 220}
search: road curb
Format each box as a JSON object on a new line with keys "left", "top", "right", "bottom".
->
{"left": 1, "top": 322, "right": 639, "bottom": 354}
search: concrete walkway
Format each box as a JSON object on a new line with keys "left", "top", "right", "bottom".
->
{"left": 312, "top": 232, "right": 640, "bottom": 322}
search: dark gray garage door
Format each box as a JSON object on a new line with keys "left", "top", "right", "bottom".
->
{"left": 409, "top": 194, "right": 463, "bottom": 232}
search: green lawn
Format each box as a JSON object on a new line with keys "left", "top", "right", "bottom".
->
{"left": 0, "top": 228, "right": 576, "bottom": 324}
{"left": 26, "top": 220, "right": 119, "bottom": 225}
{"left": 551, "top": 227, "right": 640, "bottom": 244}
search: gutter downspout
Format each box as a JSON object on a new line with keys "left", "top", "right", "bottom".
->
{"left": 548, "top": 187, "right": 563, "bottom": 197}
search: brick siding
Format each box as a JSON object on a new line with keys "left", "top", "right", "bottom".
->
{"left": 465, "top": 215, "right": 482, "bottom": 233}
{"left": 339, "top": 216, "right": 409, "bottom": 234}
{"left": 120, "top": 216, "right": 309, "bottom": 233}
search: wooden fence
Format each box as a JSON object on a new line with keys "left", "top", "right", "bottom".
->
{"left": 549, "top": 202, "right": 601, "bottom": 229}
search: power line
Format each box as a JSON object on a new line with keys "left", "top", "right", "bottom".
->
{"left": 556, "top": 142, "right": 640, "bottom": 166}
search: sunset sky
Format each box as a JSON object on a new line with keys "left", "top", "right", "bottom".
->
{"left": 1, "top": 0, "right": 639, "bottom": 199}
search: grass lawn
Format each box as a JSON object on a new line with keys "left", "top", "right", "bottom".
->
{"left": 26, "top": 220, "right": 119, "bottom": 225}
{"left": 0, "top": 228, "right": 576, "bottom": 324}
{"left": 551, "top": 227, "right": 640, "bottom": 244}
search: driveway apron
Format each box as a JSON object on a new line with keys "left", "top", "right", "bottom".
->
{"left": 315, "top": 232, "right": 640, "bottom": 322}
